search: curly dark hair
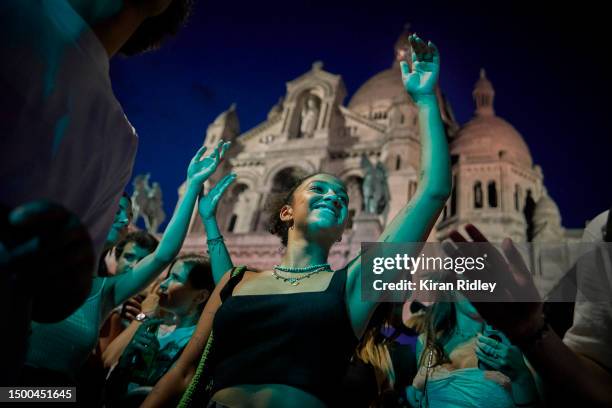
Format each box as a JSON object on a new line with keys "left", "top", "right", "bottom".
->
{"left": 267, "top": 172, "right": 345, "bottom": 246}
{"left": 119, "top": 0, "right": 195, "bottom": 56}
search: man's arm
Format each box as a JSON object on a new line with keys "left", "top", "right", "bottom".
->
{"left": 523, "top": 328, "right": 612, "bottom": 406}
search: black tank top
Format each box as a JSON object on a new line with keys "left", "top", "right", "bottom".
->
{"left": 211, "top": 268, "right": 358, "bottom": 405}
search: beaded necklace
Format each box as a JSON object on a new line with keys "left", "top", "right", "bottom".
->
{"left": 272, "top": 263, "right": 332, "bottom": 286}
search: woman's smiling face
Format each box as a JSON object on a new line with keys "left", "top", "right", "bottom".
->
{"left": 282, "top": 174, "right": 350, "bottom": 242}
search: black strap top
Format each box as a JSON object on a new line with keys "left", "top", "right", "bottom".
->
{"left": 211, "top": 268, "right": 358, "bottom": 405}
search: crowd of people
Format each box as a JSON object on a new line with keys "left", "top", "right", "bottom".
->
{"left": 1, "top": 1, "right": 611, "bottom": 407}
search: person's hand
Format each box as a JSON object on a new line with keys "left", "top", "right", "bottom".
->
{"left": 476, "top": 333, "right": 531, "bottom": 381}
{"left": 447, "top": 224, "right": 543, "bottom": 343}
{"left": 406, "top": 385, "right": 423, "bottom": 407}
{"left": 400, "top": 34, "right": 440, "bottom": 103}
{"left": 141, "top": 287, "right": 160, "bottom": 315}
{"left": 186, "top": 140, "right": 231, "bottom": 188}
{"left": 131, "top": 318, "right": 162, "bottom": 352}
{"left": 3, "top": 200, "right": 94, "bottom": 322}
{"left": 121, "top": 295, "right": 144, "bottom": 321}
{"left": 198, "top": 173, "right": 237, "bottom": 221}
{"left": 104, "top": 247, "right": 118, "bottom": 275}
{"left": 120, "top": 317, "right": 162, "bottom": 368}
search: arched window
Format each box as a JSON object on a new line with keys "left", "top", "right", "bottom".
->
{"left": 488, "top": 181, "right": 498, "bottom": 208}
{"left": 474, "top": 181, "right": 483, "bottom": 209}
{"left": 227, "top": 214, "right": 238, "bottom": 233}
{"left": 524, "top": 189, "right": 536, "bottom": 241}
{"left": 395, "top": 155, "right": 401, "bottom": 170}
{"left": 514, "top": 184, "right": 522, "bottom": 211}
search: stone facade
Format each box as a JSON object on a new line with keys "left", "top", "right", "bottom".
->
{"left": 177, "top": 30, "right": 581, "bottom": 273}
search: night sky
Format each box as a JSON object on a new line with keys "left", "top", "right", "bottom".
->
{"left": 110, "top": 0, "right": 611, "bottom": 230}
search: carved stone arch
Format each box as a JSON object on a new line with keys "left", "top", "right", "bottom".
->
{"left": 287, "top": 82, "right": 333, "bottom": 103}
{"left": 263, "top": 161, "right": 316, "bottom": 189}
{"left": 232, "top": 169, "right": 259, "bottom": 190}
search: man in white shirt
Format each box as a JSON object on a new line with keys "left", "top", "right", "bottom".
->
{"left": 563, "top": 210, "right": 612, "bottom": 372}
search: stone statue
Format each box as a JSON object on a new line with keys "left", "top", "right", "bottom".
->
{"left": 361, "top": 155, "right": 390, "bottom": 215}
{"left": 131, "top": 173, "right": 150, "bottom": 225}
{"left": 131, "top": 174, "right": 166, "bottom": 233}
{"left": 146, "top": 182, "right": 166, "bottom": 233}
{"left": 299, "top": 95, "right": 319, "bottom": 137}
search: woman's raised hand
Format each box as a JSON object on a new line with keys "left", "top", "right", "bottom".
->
{"left": 186, "top": 140, "right": 231, "bottom": 188}
{"left": 400, "top": 34, "right": 440, "bottom": 102}
{"left": 198, "top": 173, "right": 237, "bottom": 221}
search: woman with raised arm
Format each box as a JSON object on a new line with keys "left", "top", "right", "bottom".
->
{"left": 143, "top": 34, "right": 451, "bottom": 408}
{"left": 21, "top": 141, "right": 229, "bottom": 385}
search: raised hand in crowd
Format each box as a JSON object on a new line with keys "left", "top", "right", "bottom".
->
{"left": 198, "top": 172, "right": 237, "bottom": 284}
{"left": 449, "top": 223, "right": 612, "bottom": 406}
{"left": 448, "top": 224, "right": 543, "bottom": 342}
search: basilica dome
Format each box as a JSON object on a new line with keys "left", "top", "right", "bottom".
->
{"left": 451, "top": 70, "right": 532, "bottom": 166}
{"left": 452, "top": 115, "right": 532, "bottom": 166}
{"left": 347, "top": 65, "right": 409, "bottom": 115}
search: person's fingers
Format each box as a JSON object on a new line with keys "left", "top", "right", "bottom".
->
{"left": 212, "top": 173, "right": 237, "bottom": 199}
{"left": 477, "top": 342, "right": 497, "bottom": 357}
{"left": 475, "top": 350, "right": 499, "bottom": 369}
{"left": 477, "top": 335, "right": 501, "bottom": 349}
{"left": 441, "top": 240, "right": 462, "bottom": 259}
{"left": 428, "top": 41, "right": 440, "bottom": 65}
{"left": 448, "top": 229, "right": 468, "bottom": 243}
{"left": 123, "top": 306, "right": 140, "bottom": 320}
{"left": 219, "top": 141, "right": 231, "bottom": 161}
{"left": 464, "top": 224, "right": 489, "bottom": 242}
{"left": 413, "top": 35, "right": 428, "bottom": 58}
{"left": 192, "top": 145, "right": 207, "bottom": 163}
{"left": 400, "top": 61, "right": 411, "bottom": 83}
{"left": 211, "top": 139, "right": 224, "bottom": 160}
{"left": 501, "top": 238, "right": 532, "bottom": 286}
{"left": 408, "top": 34, "right": 419, "bottom": 64}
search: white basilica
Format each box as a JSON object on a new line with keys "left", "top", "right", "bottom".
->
{"left": 177, "top": 30, "right": 582, "bottom": 272}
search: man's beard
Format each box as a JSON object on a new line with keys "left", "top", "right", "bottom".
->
{"left": 120, "top": 0, "right": 194, "bottom": 56}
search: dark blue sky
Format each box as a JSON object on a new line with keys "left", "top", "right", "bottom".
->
{"left": 110, "top": 0, "right": 611, "bottom": 229}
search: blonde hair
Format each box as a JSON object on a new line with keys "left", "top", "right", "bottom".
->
{"left": 356, "top": 327, "right": 396, "bottom": 396}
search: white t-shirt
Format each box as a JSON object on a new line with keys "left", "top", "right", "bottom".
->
{"left": 0, "top": 1, "right": 137, "bottom": 261}
{"left": 563, "top": 210, "right": 612, "bottom": 370}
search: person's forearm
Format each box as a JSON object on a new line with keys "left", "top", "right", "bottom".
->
{"left": 524, "top": 329, "right": 612, "bottom": 406}
{"left": 154, "top": 184, "right": 200, "bottom": 263}
{"left": 141, "top": 362, "right": 194, "bottom": 408}
{"left": 112, "top": 184, "right": 200, "bottom": 305}
{"left": 102, "top": 320, "right": 142, "bottom": 368}
{"left": 379, "top": 94, "right": 451, "bottom": 243}
{"left": 203, "top": 217, "right": 234, "bottom": 285}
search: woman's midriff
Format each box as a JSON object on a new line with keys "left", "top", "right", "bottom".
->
{"left": 211, "top": 384, "right": 327, "bottom": 408}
